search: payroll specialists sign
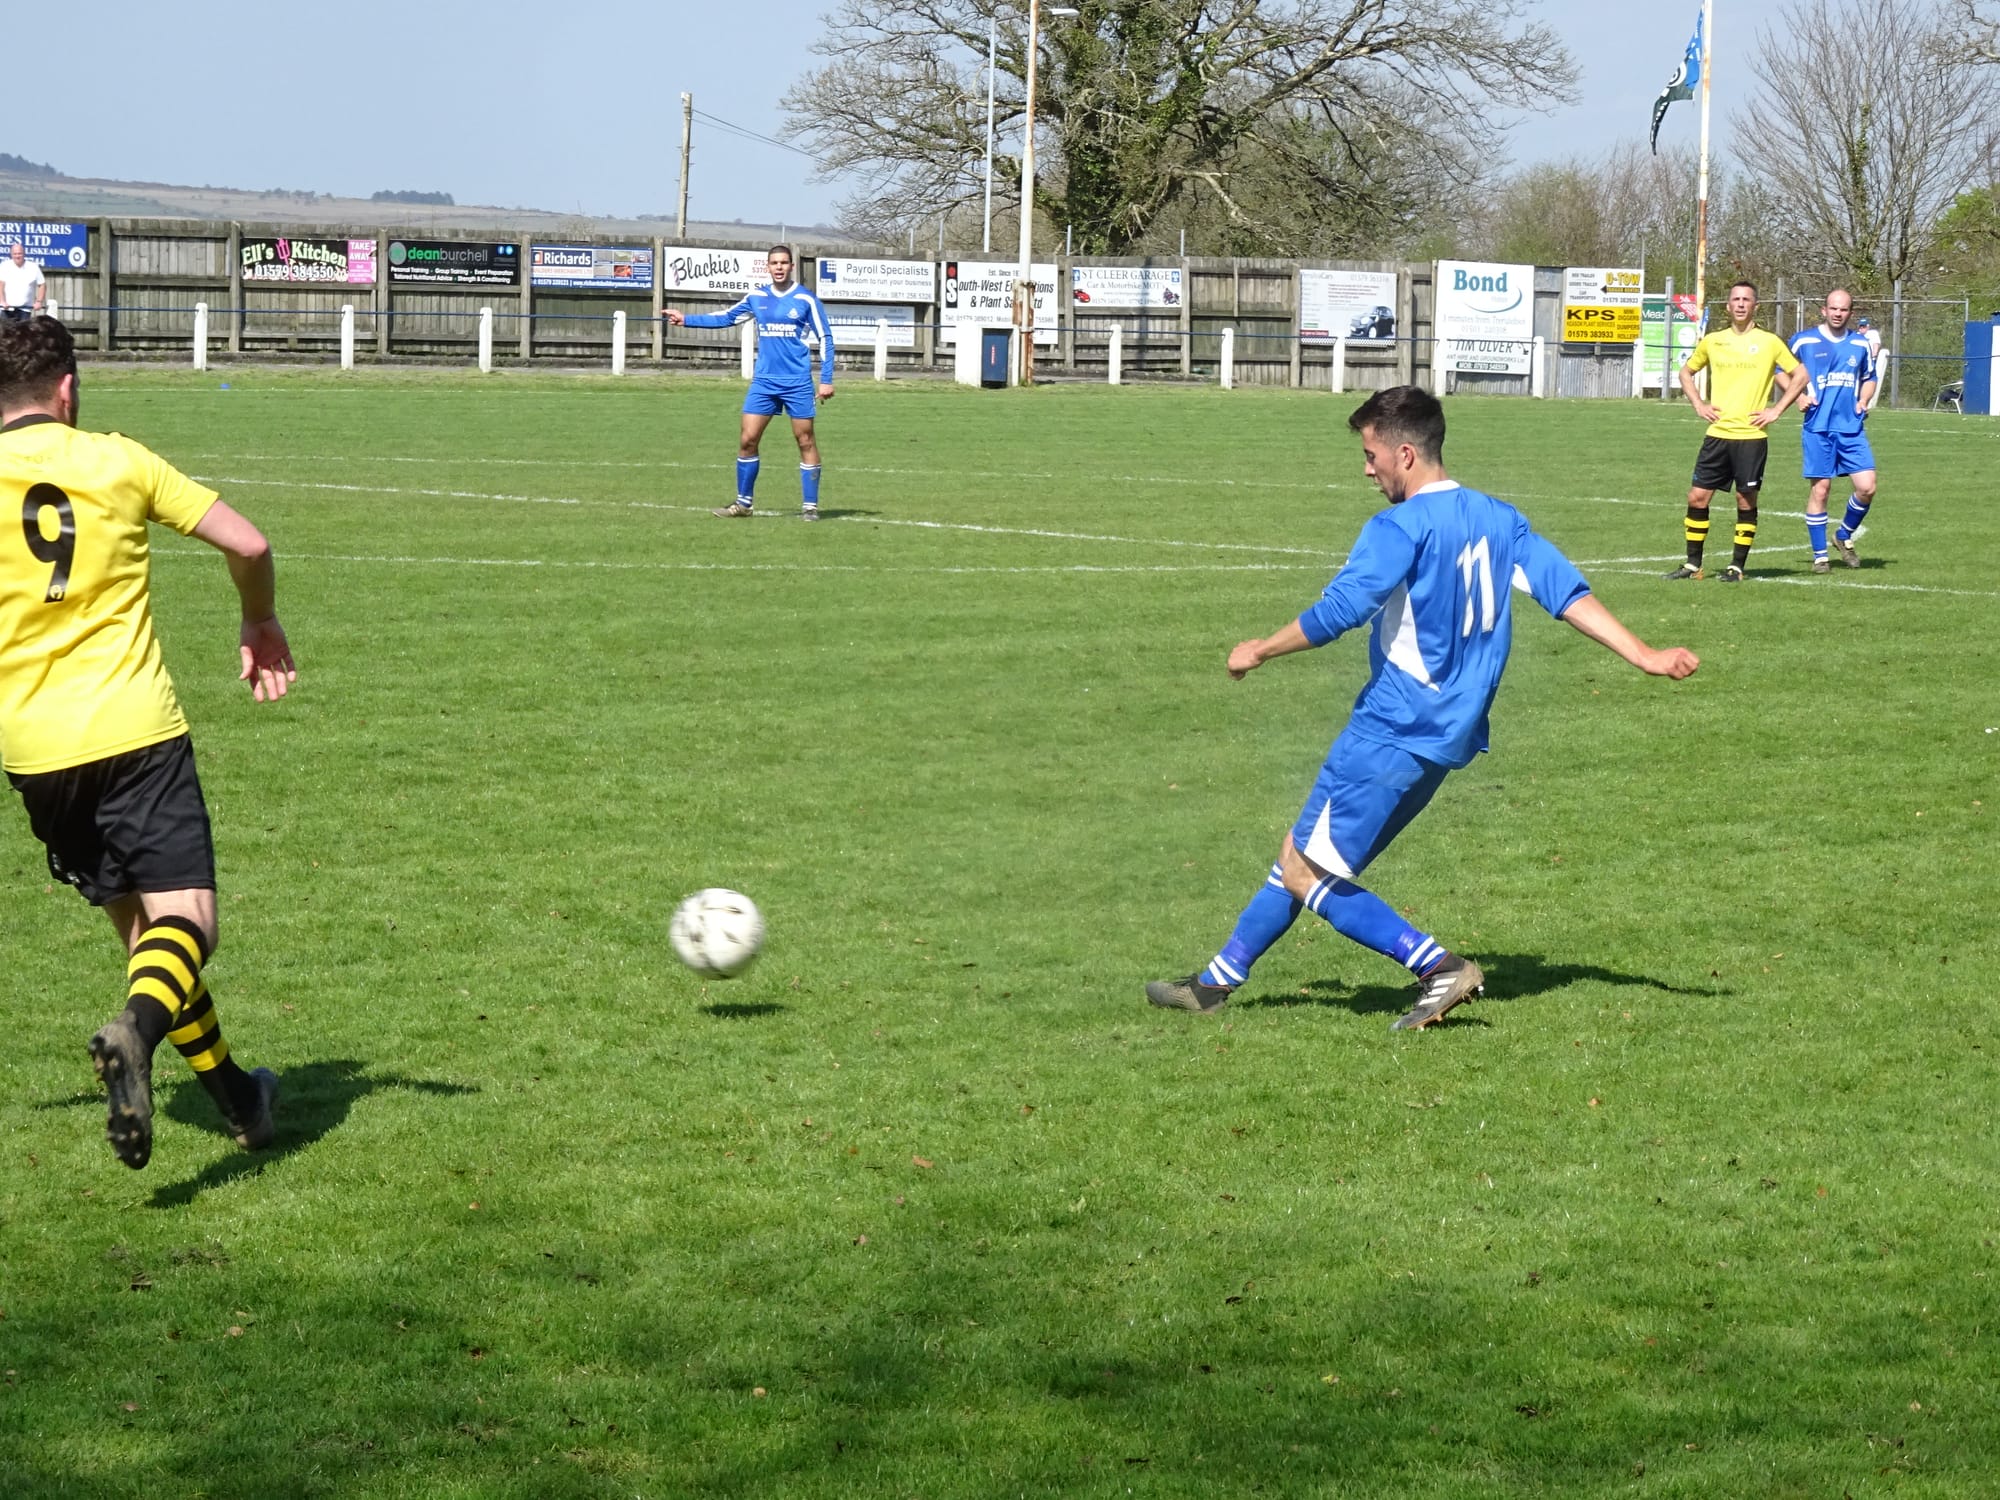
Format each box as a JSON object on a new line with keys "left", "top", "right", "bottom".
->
{"left": 814, "top": 257, "right": 935, "bottom": 303}
{"left": 387, "top": 240, "right": 520, "bottom": 286}
{"left": 1433, "top": 260, "right": 1533, "bottom": 374}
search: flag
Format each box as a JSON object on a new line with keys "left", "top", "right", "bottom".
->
{"left": 1649, "top": 10, "right": 1704, "bottom": 155}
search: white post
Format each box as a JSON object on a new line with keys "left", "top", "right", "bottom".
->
{"left": 1220, "top": 326, "right": 1235, "bottom": 389}
{"left": 1331, "top": 335, "right": 1348, "bottom": 395}
{"left": 192, "top": 302, "right": 208, "bottom": 370}
{"left": 611, "top": 311, "right": 627, "bottom": 376}
{"left": 46, "top": 297, "right": 58, "bottom": 320}
{"left": 739, "top": 319, "right": 756, "bottom": 380}
{"left": 477, "top": 306, "right": 494, "bottom": 373}
{"left": 874, "top": 318, "right": 889, "bottom": 380}
{"left": 1630, "top": 336, "right": 1645, "bottom": 398}
{"left": 340, "top": 304, "right": 355, "bottom": 370}
{"left": 1108, "top": 325, "right": 1122, "bottom": 385}
{"left": 1531, "top": 335, "right": 1547, "bottom": 398}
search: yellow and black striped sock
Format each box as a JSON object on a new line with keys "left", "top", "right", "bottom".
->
{"left": 123, "top": 916, "right": 208, "bottom": 1048}
{"left": 123, "top": 916, "right": 257, "bottom": 1121}
{"left": 1683, "top": 507, "right": 1709, "bottom": 568}
{"left": 1732, "top": 507, "right": 1758, "bottom": 569}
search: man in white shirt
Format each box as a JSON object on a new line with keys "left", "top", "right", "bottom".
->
{"left": 0, "top": 243, "right": 46, "bottom": 321}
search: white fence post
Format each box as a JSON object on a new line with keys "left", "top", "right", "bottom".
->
{"left": 611, "top": 311, "right": 627, "bottom": 376}
{"left": 340, "top": 304, "right": 355, "bottom": 370}
{"left": 192, "top": 302, "right": 208, "bottom": 370}
{"left": 1331, "top": 335, "right": 1348, "bottom": 395}
{"left": 1630, "top": 336, "right": 1645, "bottom": 398}
{"left": 1430, "top": 337, "right": 1445, "bottom": 396}
{"left": 477, "top": 307, "right": 494, "bottom": 373}
{"left": 1220, "top": 326, "right": 1235, "bottom": 389}
{"left": 740, "top": 320, "right": 756, "bottom": 380}
{"left": 1530, "top": 336, "right": 1547, "bottom": 398}
{"left": 874, "top": 318, "right": 889, "bottom": 381}
{"left": 1108, "top": 325, "right": 1123, "bottom": 385}
{"left": 46, "top": 297, "right": 58, "bottom": 320}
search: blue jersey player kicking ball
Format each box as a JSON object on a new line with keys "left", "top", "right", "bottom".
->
{"left": 666, "top": 244, "right": 836, "bottom": 521}
{"left": 1147, "top": 386, "right": 1701, "bottom": 1031}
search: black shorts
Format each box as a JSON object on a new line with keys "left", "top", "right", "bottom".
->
{"left": 8, "top": 735, "right": 216, "bottom": 906}
{"left": 1691, "top": 436, "right": 1768, "bottom": 494}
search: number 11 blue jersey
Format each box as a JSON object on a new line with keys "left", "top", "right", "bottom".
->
{"left": 1297, "top": 480, "right": 1592, "bottom": 767}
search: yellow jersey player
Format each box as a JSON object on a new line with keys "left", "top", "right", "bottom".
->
{"left": 1668, "top": 280, "right": 1808, "bottom": 582}
{"left": 0, "top": 316, "right": 297, "bottom": 1169}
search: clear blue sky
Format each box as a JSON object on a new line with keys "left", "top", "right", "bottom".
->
{"left": 15, "top": 1, "right": 1786, "bottom": 228}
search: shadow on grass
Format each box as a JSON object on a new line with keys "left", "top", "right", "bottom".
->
{"left": 142, "top": 1058, "right": 477, "bottom": 1210}
{"left": 701, "top": 1001, "right": 787, "bottom": 1020}
{"left": 1241, "top": 952, "right": 1727, "bottom": 1025}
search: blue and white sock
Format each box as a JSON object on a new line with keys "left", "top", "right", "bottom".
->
{"left": 736, "top": 456, "right": 761, "bottom": 504}
{"left": 1198, "top": 864, "right": 1300, "bottom": 989}
{"left": 800, "top": 463, "right": 821, "bottom": 510}
{"left": 1806, "top": 512, "right": 1829, "bottom": 560}
{"left": 1303, "top": 875, "right": 1445, "bottom": 974}
{"left": 1836, "top": 494, "right": 1870, "bottom": 542}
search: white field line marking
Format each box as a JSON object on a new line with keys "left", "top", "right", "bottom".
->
{"left": 150, "top": 548, "right": 1327, "bottom": 576}
{"left": 189, "top": 474, "right": 1345, "bottom": 559}
{"left": 181, "top": 452, "right": 1676, "bottom": 509}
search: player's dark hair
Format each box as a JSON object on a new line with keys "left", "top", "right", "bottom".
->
{"left": 0, "top": 314, "right": 77, "bottom": 408}
{"left": 1347, "top": 384, "right": 1445, "bottom": 463}
{"left": 1730, "top": 279, "right": 1757, "bottom": 299}
{"left": 767, "top": 243, "right": 794, "bottom": 260}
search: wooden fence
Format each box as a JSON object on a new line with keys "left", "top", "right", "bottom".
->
{"left": 38, "top": 221, "right": 1638, "bottom": 396}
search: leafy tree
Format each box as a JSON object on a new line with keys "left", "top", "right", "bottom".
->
{"left": 783, "top": 0, "right": 1575, "bottom": 256}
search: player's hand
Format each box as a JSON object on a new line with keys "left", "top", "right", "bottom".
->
{"left": 664, "top": 309, "right": 685, "bottom": 327}
{"left": 1749, "top": 405, "right": 1783, "bottom": 428}
{"left": 1227, "top": 640, "right": 1264, "bottom": 679}
{"left": 818, "top": 382, "right": 835, "bottom": 402}
{"left": 239, "top": 616, "right": 297, "bottom": 702}
{"left": 1642, "top": 646, "right": 1700, "bottom": 680}
{"left": 1694, "top": 402, "right": 1719, "bottom": 423}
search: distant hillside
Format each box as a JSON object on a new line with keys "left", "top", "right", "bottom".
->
{"left": 0, "top": 167, "right": 875, "bottom": 252}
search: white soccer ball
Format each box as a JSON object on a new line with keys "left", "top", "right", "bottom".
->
{"left": 670, "top": 888, "right": 765, "bottom": 978}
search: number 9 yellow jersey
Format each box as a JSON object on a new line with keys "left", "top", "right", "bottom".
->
{"left": 0, "top": 417, "right": 218, "bottom": 774}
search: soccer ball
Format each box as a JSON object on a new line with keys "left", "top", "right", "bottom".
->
{"left": 669, "top": 888, "right": 765, "bottom": 978}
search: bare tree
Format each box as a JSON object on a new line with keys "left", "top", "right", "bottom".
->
{"left": 1954, "top": 0, "right": 2000, "bottom": 61}
{"left": 1740, "top": 0, "right": 1998, "bottom": 292}
{"left": 782, "top": 0, "right": 1576, "bottom": 255}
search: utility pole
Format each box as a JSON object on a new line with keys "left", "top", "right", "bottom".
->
{"left": 677, "top": 93, "right": 693, "bottom": 239}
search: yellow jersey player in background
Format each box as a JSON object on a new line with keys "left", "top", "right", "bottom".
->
{"left": 1667, "top": 280, "right": 1808, "bottom": 582}
{"left": 0, "top": 315, "right": 296, "bottom": 1169}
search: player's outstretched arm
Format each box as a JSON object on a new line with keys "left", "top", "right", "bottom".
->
{"left": 1227, "top": 618, "right": 1316, "bottom": 679}
{"left": 1559, "top": 595, "right": 1698, "bottom": 679}
{"left": 191, "top": 501, "right": 297, "bottom": 702}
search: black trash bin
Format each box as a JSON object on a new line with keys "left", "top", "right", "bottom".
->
{"left": 980, "top": 328, "right": 1010, "bottom": 387}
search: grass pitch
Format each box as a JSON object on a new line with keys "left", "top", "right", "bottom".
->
{"left": 1, "top": 368, "right": 1995, "bottom": 1498}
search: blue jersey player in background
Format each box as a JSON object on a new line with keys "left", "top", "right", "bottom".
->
{"left": 1147, "top": 386, "right": 1700, "bottom": 1031}
{"left": 1788, "top": 288, "right": 1879, "bottom": 571}
{"left": 667, "top": 244, "right": 836, "bottom": 521}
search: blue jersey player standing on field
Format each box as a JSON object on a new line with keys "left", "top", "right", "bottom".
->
{"left": 666, "top": 244, "right": 836, "bottom": 521}
{"left": 1146, "top": 386, "right": 1700, "bottom": 1031}
{"left": 1788, "top": 288, "right": 1879, "bottom": 572}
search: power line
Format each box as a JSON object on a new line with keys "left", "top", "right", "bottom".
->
{"left": 690, "top": 108, "right": 827, "bottom": 166}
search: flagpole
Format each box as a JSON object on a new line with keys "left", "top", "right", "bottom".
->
{"left": 1695, "top": 0, "right": 1712, "bottom": 323}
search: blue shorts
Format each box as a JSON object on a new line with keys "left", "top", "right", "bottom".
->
{"left": 1800, "top": 429, "right": 1875, "bottom": 479}
{"left": 1291, "top": 730, "right": 1451, "bottom": 880}
{"left": 744, "top": 381, "right": 815, "bottom": 420}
